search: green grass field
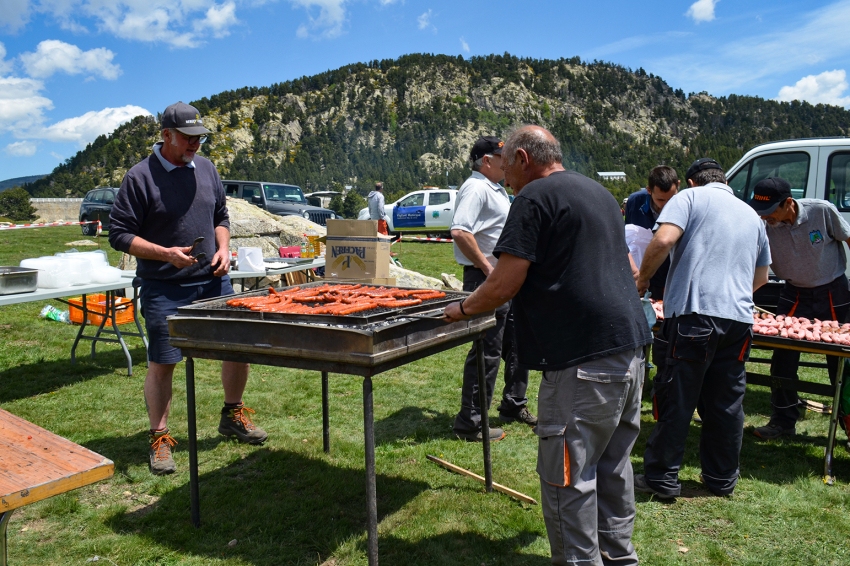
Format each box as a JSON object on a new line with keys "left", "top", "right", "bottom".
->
{"left": 1, "top": 227, "right": 850, "bottom": 565}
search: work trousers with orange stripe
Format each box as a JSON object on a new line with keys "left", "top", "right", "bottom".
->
{"left": 769, "top": 275, "right": 850, "bottom": 428}
{"left": 643, "top": 313, "right": 752, "bottom": 497}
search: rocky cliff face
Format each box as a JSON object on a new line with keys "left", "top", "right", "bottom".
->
{"left": 28, "top": 54, "right": 850, "bottom": 200}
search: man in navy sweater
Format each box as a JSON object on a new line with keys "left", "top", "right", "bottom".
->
{"left": 109, "top": 102, "right": 267, "bottom": 476}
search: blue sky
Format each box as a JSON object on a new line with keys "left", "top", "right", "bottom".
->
{"left": 1, "top": 0, "right": 849, "bottom": 181}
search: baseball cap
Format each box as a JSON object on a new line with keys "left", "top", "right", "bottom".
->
{"left": 685, "top": 157, "right": 723, "bottom": 181}
{"left": 749, "top": 177, "right": 792, "bottom": 215}
{"left": 161, "top": 102, "right": 212, "bottom": 135}
{"left": 470, "top": 136, "right": 504, "bottom": 162}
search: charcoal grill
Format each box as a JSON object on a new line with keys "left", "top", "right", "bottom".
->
{"left": 168, "top": 282, "right": 497, "bottom": 565}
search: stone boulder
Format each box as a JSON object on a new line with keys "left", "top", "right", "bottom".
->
{"left": 389, "top": 264, "right": 444, "bottom": 289}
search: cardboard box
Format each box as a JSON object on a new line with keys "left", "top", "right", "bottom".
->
{"left": 325, "top": 220, "right": 391, "bottom": 280}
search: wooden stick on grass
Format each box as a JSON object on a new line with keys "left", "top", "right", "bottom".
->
{"left": 426, "top": 454, "right": 538, "bottom": 505}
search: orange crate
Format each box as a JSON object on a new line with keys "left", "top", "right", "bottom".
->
{"left": 68, "top": 294, "right": 135, "bottom": 326}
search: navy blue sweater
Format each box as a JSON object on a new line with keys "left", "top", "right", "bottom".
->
{"left": 109, "top": 147, "right": 230, "bottom": 282}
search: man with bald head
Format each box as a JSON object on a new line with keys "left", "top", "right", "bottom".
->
{"left": 445, "top": 125, "right": 651, "bottom": 566}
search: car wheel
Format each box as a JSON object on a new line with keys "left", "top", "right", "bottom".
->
{"left": 81, "top": 217, "right": 96, "bottom": 236}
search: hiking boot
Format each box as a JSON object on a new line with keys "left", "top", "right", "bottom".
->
{"left": 219, "top": 405, "right": 268, "bottom": 444}
{"left": 149, "top": 429, "right": 177, "bottom": 476}
{"left": 499, "top": 407, "right": 539, "bottom": 426}
{"left": 753, "top": 422, "right": 795, "bottom": 440}
{"left": 455, "top": 427, "right": 506, "bottom": 442}
{"left": 634, "top": 474, "right": 678, "bottom": 500}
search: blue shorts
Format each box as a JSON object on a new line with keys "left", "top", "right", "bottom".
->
{"left": 140, "top": 276, "right": 235, "bottom": 364}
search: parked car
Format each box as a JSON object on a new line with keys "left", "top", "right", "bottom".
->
{"left": 725, "top": 137, "right": 850, "bottom": 309}
{"left": 357, "top": 188, "right": 458, "bottom": 234}
{"left": 79, "top": 187, "right": 118, "bottom": 236}
{"left": 304, "top": 191, "right": 342, "bottom": 209}
{"left": 223, "top": 180, "right": 336, "bottom": 226}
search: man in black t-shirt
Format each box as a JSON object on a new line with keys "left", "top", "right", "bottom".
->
{"left": 445, "top": 125, "right": 651, "bottom": 566}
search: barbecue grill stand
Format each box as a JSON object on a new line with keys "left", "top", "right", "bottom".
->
{"left": 171, "top": 284, "right": 496, "bottom": 566}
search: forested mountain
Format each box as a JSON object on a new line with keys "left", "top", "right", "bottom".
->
{"left": 26, "top": 53, "right": 850, "bottom": 204}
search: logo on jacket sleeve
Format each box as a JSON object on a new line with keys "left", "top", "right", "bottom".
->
{"left": 809, "top": 230, "right": 824, "bottom": 245}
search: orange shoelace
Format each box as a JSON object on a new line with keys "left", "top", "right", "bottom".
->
{"left": 151, "top": 433, "right": 177, "bottom": 461}
{"left": 230, "top": 406, "right": 257, "bottom": 430}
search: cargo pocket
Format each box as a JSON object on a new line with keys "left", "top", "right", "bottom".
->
{"left": 573, "top": 366, "right": 631, "bottom": 423}
{"left": 535, "top": 424, "right": 569, "bottom": 487}
{"left": 671, "top": 324, "right": 713, "bottom": 363}
{"left": 652, "top": 334, "right": 669, "bottom": 367}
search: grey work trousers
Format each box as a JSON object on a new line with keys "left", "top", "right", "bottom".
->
{"left": 536, "top": 348, "right": 644, "bottom": 566}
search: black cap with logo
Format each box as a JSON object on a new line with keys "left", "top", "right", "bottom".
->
{"left": 748, "top": 177, "right": 792, "bottom": 216}
{"left": 161, "top": 102, "right": 212, "bottom": 135}
{"left": 470, "top": 136, "right": 504, "bottom": 162}
{"left": 685, "top": 157, "right": 723, "bottom": 182}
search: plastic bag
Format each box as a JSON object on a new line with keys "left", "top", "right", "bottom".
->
{"left": 40, "top": 304, "right": 70, "bottom": 323}
{"left": 625, "top": 224, "right": 654, "bottom": 268}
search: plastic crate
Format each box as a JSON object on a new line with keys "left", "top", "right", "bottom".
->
{"left": 68, "top": 294, "right": 135, "bottom": 326}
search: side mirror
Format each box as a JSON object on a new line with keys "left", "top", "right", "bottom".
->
{"left": 251, "top": 195, "right": 262, "bottom": 205}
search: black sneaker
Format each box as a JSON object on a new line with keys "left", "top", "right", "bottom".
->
{"left": 219, "top": 405, "right": 268, "bottom": 444}
{"left": 455, "top": 427, "right": 506, "bottom": 442}
{"left": 753, "top": 422, "right": 794, "bottom": 440}
{"left": 634, "top": 474, "right": 678, "bottom": 500}
{"left": 149, "top": 429, "right": 177, "bottom": 476}
{"left": 499, "top": 407, "right": 539, "bottom": 426}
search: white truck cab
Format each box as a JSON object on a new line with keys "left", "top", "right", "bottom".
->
{"left": 726, "top": 138, "right": 850, "bottom": 215}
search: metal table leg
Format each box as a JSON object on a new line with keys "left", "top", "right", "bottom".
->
{"left": 824, "top": 356, "right": 847, "bottom": 485}
{"left": 363, "top": 376, "right": 378, "bottom": 565}
{"left": 0, "top": 510, "right": 13, "bottom": 566}
{"left": 186, "top": 357, "right": 201, "bottom": 527}
{"left": 476, "top": 338, "right": 493, "bottom": 492}
{"left": 322, "top": 371, "right": 330, "bottom": 453}
{"left": 70, "top": 294, "right": 89, "bottom": 365}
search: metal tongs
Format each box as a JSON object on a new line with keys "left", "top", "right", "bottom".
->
{"left": 187, "top": 236, "right": 205, "bottom": 261}
{"left": 387, "top": 308, "right": 447, "bottom": 321}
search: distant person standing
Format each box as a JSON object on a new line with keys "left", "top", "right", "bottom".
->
{"left": 748, "top": 177, "right": 850, "bottom": 439}
{"left": 451, "top": 136, "right": 536, "bottom": 443}
{"left": 109, "top": 101, "right": 267, "bottom": 476}
{"left": 624, "top": 166, "right": 680, "bottom": 299}
{"left": 368, "top": 182, "right": 389, "bottom": 235}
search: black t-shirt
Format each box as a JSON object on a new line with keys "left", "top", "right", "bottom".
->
{"left": 494, "top": 170, "right": 652, "bottom": 370}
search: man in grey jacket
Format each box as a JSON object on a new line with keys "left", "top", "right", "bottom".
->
{"left": 368, "top": 182, "right": 388, "bottom": 235}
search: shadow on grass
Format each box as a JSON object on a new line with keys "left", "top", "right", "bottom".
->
{"left": 635, "top": 383, "right": 850, "bottom": 488}
{"left": 106, "top": 448, "right": 433, "bottom": 565}
{"left": 0, "top": 345, "right": 147, "bottom": 403}
{"left": 374, "top": 405, "right": 456, "bottom": 445}
{"left": 378, "top": 530, "right": 549, "bottom": 565}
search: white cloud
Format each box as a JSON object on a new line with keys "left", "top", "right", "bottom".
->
{"left": 0, "top": 77, "right": 53, "bottom": 134}
{"left": 20, "top": 40, "right": 121, "bottom": 80}
{"left": 0, "top": 0, "right": 30, "bottom": 31}
{"left": 291, "top": 0, "right": 347, "bottom": 39}
{"left": 777, "top": 70, "right": 850, "bottom": 108}
{"left": 38, "top": 105, "right": 151, "bottom": 145}
{"left": 460, "top": 37, "right": 469, "bottom": 53}
{"left": 6, "top": 140, "right": 37, "bottom": 157}
{"left": 0, "top": 43, "right": 13, "bottom": 75}
{"left": 195, "top": 1, "right": 238, "bottom": 38}
{"left": 418, "top": 9, "right": 433, "bottom": 30}
{"left": 686, "top": 0, "right": 718, "bottom": 23}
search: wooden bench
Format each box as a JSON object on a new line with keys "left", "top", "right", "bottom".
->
{"left": 0, "top": 409, "right": 114, "bottom": 565}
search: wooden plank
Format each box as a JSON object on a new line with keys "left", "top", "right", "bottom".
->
{"left": 426, "top": 454, "right": 538, "bottom": 505}
{"left": 0, "top": 410, "right": 114, "bottom": 512}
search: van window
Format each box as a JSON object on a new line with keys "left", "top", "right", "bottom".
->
{"left": 224, "top": 183, "right": 239, "bottom": 197}
{"left": 241, "top": 185, "right": 258, "bottom": 201}
{"left": 826, "top": 152, "right": 850, "bottom": 212}
{"left": 102, "top": 191, "right": 115, "bottom": 205}
{"left": 428, "top": 192, "right": 451, "bottom": 206}
{"left": 398, "top": 193, "right": 424, "bottom": 207}
{"left": 726, "top": 151, "right": 810, "bottom": 201}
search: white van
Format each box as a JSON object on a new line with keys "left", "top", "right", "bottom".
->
{"left": 726, "top": 137, "right": 850, "bottom": 216}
